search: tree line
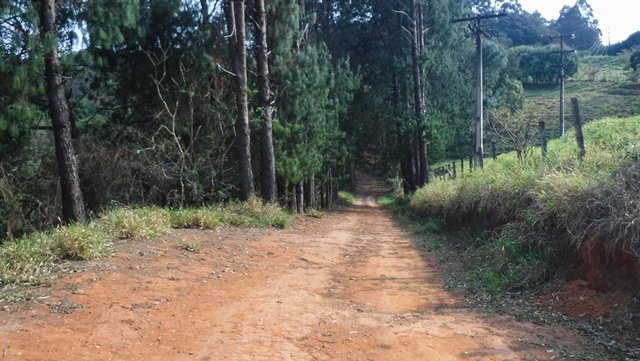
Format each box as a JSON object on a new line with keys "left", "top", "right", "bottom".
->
{"left": 0, "top": 0, "right": 602, "bottom": 238}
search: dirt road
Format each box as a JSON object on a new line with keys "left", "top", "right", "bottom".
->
{"left": 0, "top": 177, "right": 595, "bottom": 360}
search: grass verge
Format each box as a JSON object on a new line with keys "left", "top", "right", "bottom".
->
{"left": 0, "top": 197, "right": 290, "bottom": 285}
{"left": 407, "top": 116, "right": 640, "bottom": 293}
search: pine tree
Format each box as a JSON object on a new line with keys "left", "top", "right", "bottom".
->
{"left": 37, "top": 0, "right": 86, "bottom": 223}
{"left": 252, "top": 0, "right": 277, "bottom": 203}
{"left": 268, "top": 0, "right": 358, "bottom": 209}
{"left": 225, "top": 0, "right": 255, "bottom": 200}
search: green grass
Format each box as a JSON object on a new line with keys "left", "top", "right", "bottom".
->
{"left": 0, "top": 197, "right": 290, "bottom": 285}
{"left": 377, "top": 195, "right": 396, "bottom": 207}
{"left": 337, "top": 191, "right": 355, "bottom": 205}
{"left": 408, "top": 116, "right": 640, "bottom": 293}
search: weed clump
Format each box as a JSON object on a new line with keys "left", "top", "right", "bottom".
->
{"left": 49, "top": 224, "right": 110, "bottom": 261}
{"left": 220, "top": 197, "right": 290, "bottom": 228}
{"left": 100, "top": 207, "right": 171, "bottom": 240}
{"left": 170, "top": 208, "right": 222, "bottom": 229}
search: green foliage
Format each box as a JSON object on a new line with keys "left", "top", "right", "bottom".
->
{"left": 0, "top": 2, "right": 43, "bottom": 156}
{"left": 337, "top": 191, "right": 355, "bottom": 205}
{"left": 555, "top": 0, "right": 601, "bottom": 51}
{"left": 468, "top": 224, "right": 548, "bottom": 294}
{"left": 511, "top": 45, "right": 579, "bottom": 85}
{"left": 269, "top": 0, "right": 358, "bottom": 187}
{"left": 377, "top": 195, "right": 396, "bottom": 208}
{"left": 489, "top": 6, "right": 551, "bottom": 47}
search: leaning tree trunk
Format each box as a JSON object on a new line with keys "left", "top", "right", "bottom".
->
{"left": 225, "top": 0, "right": 254, "bottom": 200}
{"left": 253, "top": 0, "right": 276, "bottom": 203}
{"left": 39, "top": 0, "right": 85, "bottom": 223}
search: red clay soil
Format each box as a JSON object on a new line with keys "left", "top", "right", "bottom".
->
{"left": 540, "top": 240, "right": 639, "bottom": 321}
{"left": 0, "top": 177, "right": 604, "bottom": 360}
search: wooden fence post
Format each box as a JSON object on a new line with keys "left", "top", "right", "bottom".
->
{"left": 571, "top": 98, "right": 586, "bottom": 160}
{"left": 452, "top": 161, "right": 457, "bottom": 180}
{"left": 539, "top": 120, "right": 547, "bottom": 159}
{"left": 460, "top": 157, "right": 464, "bottom": 175}
{"left": 491, "top": 141, "right": 497, "bottom": 160}
{"left": 469, "top": 155, "right": 473, "bottom": 173}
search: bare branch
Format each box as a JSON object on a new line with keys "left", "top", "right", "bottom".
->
{"left": 391, "top": 9, "right": 415, "bottom": 25}
{"left": 217, "top": 63, "right": 237, "bottom": 77}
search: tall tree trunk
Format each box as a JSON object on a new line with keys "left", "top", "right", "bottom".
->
{"left": 225, "top": 0, "right": 254, "bottom": 200}
{"left": 288, "top": 182, "right": 296, "bottom": 212}
{"left": 253, "top": 0, "right": 276, "bottom": 203}
{"left": 304, "top": 176, "right": 316, "bottom": 209}
{"left": 308, "top": 175, "right": 315, "bottom": 209}
{"left": 253, "top": 0, "right": 277, "bottom": 203}
{"left": 411, "top": 0, "right": 428, "bottom": 187}
{"left": 296, "top": 181, "right": 304, "bottom": 213}
{"left": 393, "top": 75, "right": 413, "bottom": 194}
{"left": 39, "top": 0, "right": 86, "bottom": 223}
{"left": 319, "top": 180, "right": 324, "bottom": 209}
{"left": 328, "top": 168, "right": 334, "bottom": 207}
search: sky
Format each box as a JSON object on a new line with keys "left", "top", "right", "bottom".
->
{"left": 517, "top": 0, "right": 638, "bottom": 44}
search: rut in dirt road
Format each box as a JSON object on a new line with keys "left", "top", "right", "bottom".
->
{"left": 1, "top": 177, "right": 593, "bottom": 360}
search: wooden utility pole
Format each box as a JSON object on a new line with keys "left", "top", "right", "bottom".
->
{"left": 550, "top": 35, "right": 574, "bottom": 136}
{"left": 453, "top": 12, "right": 506, "bottom": 168}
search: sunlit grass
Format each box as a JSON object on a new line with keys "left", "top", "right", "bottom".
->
{"left": 0, "top": 198, "right": 291, "bottom": 286}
